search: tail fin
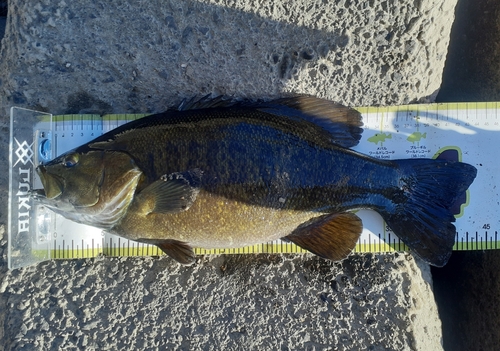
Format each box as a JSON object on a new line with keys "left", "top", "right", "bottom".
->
{"left": 381, "top": 159, "right": 477, "bottom": 267}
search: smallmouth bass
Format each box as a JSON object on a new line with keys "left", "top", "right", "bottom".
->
{"left": 33, "top": 96, "right": 477, "bottom": 266}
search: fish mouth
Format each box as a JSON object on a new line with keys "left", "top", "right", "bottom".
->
{"left": 36, "top": 165, "right": 64, "bottom": 199}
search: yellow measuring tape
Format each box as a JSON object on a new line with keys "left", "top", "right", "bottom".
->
{"left": 7, "top": 102, "right": 499, "bottom": 268}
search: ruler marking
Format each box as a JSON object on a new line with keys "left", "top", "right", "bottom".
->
{"left": 496, "top": 102, "right": 498, "bottom": 123}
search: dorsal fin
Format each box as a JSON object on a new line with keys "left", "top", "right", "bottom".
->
{"left": 256, "top": 96, "right": 363, "bottom": 148}
{"left": 176, "top": 95, "right": 232, "bottom": 111}
{"left": 176, "top": 95, "right": 363, "bottom": 148}
{"left": 87, "top": 95, "right": 363, "bottom": 152}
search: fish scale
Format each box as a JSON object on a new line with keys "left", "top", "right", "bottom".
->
{"left": 7, "top": 101, "right": 496, "bottom": 269}
{"left": 93, "top": 111, "right": 393, "bottom": 212}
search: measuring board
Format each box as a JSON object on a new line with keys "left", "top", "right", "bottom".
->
{"left": 7, "top": 103, "right": 500, "bottom": 269}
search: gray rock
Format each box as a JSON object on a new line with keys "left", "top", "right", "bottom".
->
{"left": 0, "top": 0, "right": 458, "bottom": 349}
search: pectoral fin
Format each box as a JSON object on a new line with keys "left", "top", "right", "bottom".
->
{"left": 284, "top": 212, "right": 362, "bottom": 261}
{"left": 134, "top": 170, "right": 202, "bottom": 214}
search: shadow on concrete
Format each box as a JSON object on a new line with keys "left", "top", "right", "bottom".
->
{"left": 437, "top": 0, "right": 500, "bottom": 102}
{"left": 0, "top": 0, "right": 6, "bottom": 16}
{"left": 0, "top": 1, "right": 7, "bottom": 45}
{"left": 435, "top": 0, "right": 500, "bottom": 350}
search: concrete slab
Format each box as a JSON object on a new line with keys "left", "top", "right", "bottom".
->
{"left": 0, "top": 0, "right": 456, "bottom": 116}
{"left": 0, "top": 252, "right": 442, "bottom": 350}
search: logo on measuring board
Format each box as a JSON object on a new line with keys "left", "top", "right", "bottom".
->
{"left": 13, "top": 138, "right": 34, "bottom": 234}
{"left": 14, "top": 138, "right": 34, "bottom": 166}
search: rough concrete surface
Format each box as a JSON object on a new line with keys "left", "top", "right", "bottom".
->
{"left": 1, "top": 251, "right": 441, "bottom": 351}
{"left": 0, "top": 0, "right": 455, "bottom": 117}
{"left": 0, "top": 0, "right": 459, "bottom": 349}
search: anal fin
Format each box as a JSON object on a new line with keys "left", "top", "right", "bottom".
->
{"left": 285, "top": 212, "right": 362, "bottom": 261}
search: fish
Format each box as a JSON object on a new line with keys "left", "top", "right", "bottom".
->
{"left": 367, "top": 133, "right": 392, "bottom": 145}
{"left": 32, "top": 96, "right": 477, "bottom": 267}
{"left": 407, "top": 132, "right": 427, "bottom": 143}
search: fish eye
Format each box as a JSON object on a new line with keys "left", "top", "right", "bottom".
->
{"left": 63, "top": 154, "right": 79, "bottom": 168}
